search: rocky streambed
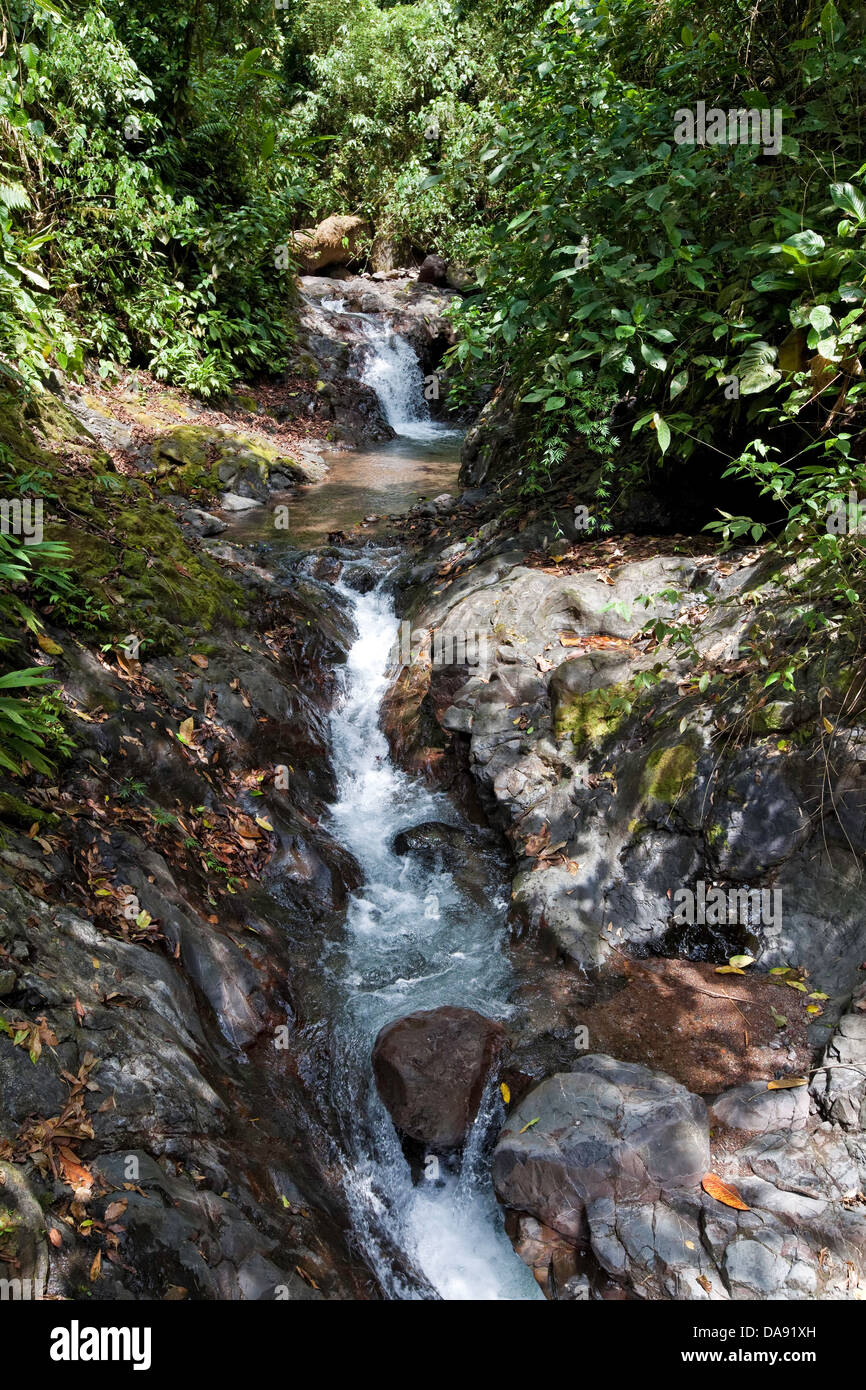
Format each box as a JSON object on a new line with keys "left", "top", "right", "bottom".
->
{"left": 1, "top": 276, "right": 865, "bottom": 1303}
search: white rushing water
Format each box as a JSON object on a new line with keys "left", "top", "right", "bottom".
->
{"left": 324, "top": 581, "right": 542, "bottom": 1301}
{"left": 357, "top": 321, "right": 447, "bottom": 442}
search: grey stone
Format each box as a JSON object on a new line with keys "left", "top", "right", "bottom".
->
{"left": 709, "top": 1081, "right": 809, "bottom": 1134}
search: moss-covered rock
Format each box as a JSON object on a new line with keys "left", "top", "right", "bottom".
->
{"left": 638, "top": 742, "right": 698, "bottom": 806}
{"left": 0, "top": 390, "right": 246, "bottom": 655}
{"left": 553, "top": 681, "right": 632, "bottom": 749}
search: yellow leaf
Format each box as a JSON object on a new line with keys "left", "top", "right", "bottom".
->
{"left": 823, "top": 717, "right": 834, "bottom": 734}
{"left": 37, "top": 634, "right": 63, "bottom": 656}
{"left": 500, "top": 1082, "right": 511, "bottom": 1105}
{"left": 518, "top": 1117, "right": 540, "bottom": 1134}
{"left": 728, "top": 955, "right": 755, "bottom": 969}
{"left": 766, "top": 1077, "right": 807, "bottom": 1090}
{"left": 715, "top": 965, "right": 745, "bottom": 975}
{"left": 255, "top": 816, "right": 274, "bottom": 832}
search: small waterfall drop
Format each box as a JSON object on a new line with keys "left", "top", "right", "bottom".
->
{"left": 322, "top": 575, "right": 543, "bottom": 1301}
{"left": 356, "top": 320, "right": 443, "bottom": 441}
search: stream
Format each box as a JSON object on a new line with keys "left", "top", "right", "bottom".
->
{"left": 290, "top": 298, "right": 543, "bottom": 1299}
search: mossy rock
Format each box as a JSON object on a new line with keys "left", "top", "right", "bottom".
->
{"left": 153, "top": 425, "right": 215, "bottom": 470}
{"left": 554, "top": 680, "right": 632, "bottom": 750}
{"left": 749, "top": 699, "right": 795, "bottom": 734}
{"left": 638, "top": 742, "right": 698, "bottom": 807}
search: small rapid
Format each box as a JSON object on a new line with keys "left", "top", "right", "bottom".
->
{"left": 323, "top": 580, "right": 542, "bottom": 1300}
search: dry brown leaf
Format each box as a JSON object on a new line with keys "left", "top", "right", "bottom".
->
{"left": 58, "top": 1148, "right": 93, "bottom": 1197}
{"left": 104, "top": 1199, "right": 128, "bottom": 1222}
{"left": 89, "top": 1249, "right": 102, "bottom": 1282}
{"left": 190, "top": 654, "right": 209, "bottom": 669}
{"left": 701, "top": 1172, "right": 749, "bottom": 1211}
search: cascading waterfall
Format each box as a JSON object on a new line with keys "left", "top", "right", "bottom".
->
{"left": 356, "top": 320, "right": 444, "bottom": 441}
{"left": 308, "top": 290, "right": 454, "bottom": 442}
{"left": 323, "top": 577, "right": 542, "bottom": 1301}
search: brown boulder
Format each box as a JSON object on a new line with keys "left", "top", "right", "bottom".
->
{"left": 417, "top": 253, "right": 448, "bottom": 286}
{"left": 372, "top": 1005, "right": 505, "bottom": 1150}
{"left": 290, "top": 215, "right": 368, "bottom": 273}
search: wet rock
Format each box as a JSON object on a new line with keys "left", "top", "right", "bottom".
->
{"left": 182, "top": 507, "right": 228, "bottom": 537}
{"left": 220, "top": 491, "right": 264, "bottom": 511}
{"left": 392, "top": 820, "right": 501, "bottom": 906}
{"left": 392, "top": 820, "right": 484, "bottom": 869}
{"left": 493, "top": 1055, "right": 710, "bottom": 1243}
{"left": 372, "top": 1005, "right": 505, "bottom": 1150}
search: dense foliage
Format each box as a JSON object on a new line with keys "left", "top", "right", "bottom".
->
{"left": 0, "top": 0, "right": 865, "bottom": 770}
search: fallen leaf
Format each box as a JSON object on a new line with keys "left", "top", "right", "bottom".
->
{"left": 701, "top": 1173, "right": 749, "bottom": 1210}
{"left": 178, "top": 716, "right": 194, "bottom": 744}
{"left": 715, "top": 965, "right": 745, "bottom": 975}
{"left": 696, "top": 1274, "right": 712, "bottom": 1293}
{"left": 58, "top": 1150, "right": 93, "bottom": 1197}
{"left": 37, "top": 634, "right": 63, "bottom": 656}
{"left": 48, "top": 1227, "right": 62, "bottom": 1248}
{"left": 728, "top": 955, "right": 755, "bottom": 969}
{"left": 104, "top": 1199, "right": 128, "bottom": 1222}
{"left": 190, "top": 654, "right": 209, "bottom": 669}
{"left": 518, "top": 1117, "right": 540, "bottom": 1134}
{"left": 254, "top": 816, "right": 274, "bottom": 833}
{"left": 89, "top": 1249, "right": 102, "bottom": 1282}
{"left": 500, "top": 1082, "right": 511, "bottom": 1105}
{"left": 766, "top": 1077, "right": 807, "bottom": 1090}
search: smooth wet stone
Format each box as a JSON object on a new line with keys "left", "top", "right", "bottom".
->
{"left": 220, "top": 491, "right": 264, "bottom": 511}
{"left": 493, "top": 1054, "right": 710, "bottom": 1242}
{"left": 372, "top": 1005, "right": 505, "bottom": 1150}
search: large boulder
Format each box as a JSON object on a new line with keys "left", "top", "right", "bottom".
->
{"left": 417, "top": 253, "right": 448, "bottom": 286}
{"left": 372, "top": 1005, "right": 505, "bottom": 1150}
{"left": 290, "top": 215, "right": 368, "bottom": 273}
{"left": 493, "top": 1054, "right": 710, "bottom": 1242}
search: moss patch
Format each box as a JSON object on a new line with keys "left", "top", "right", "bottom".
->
{"left": 638, "top": 742, "right": 697, "bottom": 806}
{"left": 554, "top": 681, "right": 632, "bottom": 750}
{"left": 0, "top": 391, "right": 246, "bottom": 655}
